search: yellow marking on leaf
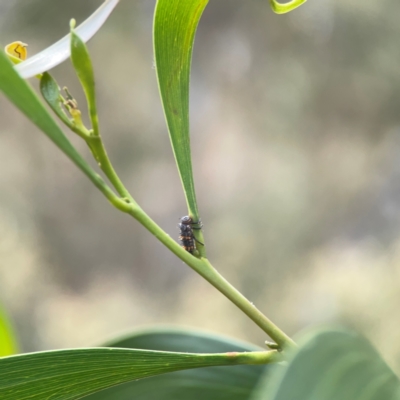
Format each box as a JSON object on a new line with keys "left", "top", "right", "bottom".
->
{"left": 5, "top": 41, "right": 28, "bottom": 64}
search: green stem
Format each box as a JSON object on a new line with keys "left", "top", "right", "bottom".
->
{"left": 193, "top": 225, "right": 206, "bottom": 258}
{"left": 213, "top": 349, "right": 281, "bottom": 365}
{"left": 129, "top": 206, "right": 296, "bottom": 350}
{"left": 70, "top": 122, "right": 295, "bottom": 350}
{"left": 88, "top": 172, "right": 131, "bottom": 213}
{"left": 87, "top": 136, "right": 134, "bottom": 202}
{"left": 201, "top": 259, "right": 296, "bottom": 350}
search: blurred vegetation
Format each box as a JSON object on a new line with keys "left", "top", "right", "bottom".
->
{"left": 1, "top": 0, "right": 400, "bottom": 373}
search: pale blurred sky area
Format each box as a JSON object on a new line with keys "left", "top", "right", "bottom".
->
{"left": 1, "top": 0, "right": 400, "bottom": 372}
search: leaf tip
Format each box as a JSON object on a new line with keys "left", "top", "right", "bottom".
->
{"left": 270, "top": 0, "right": 307, "bottom": 14}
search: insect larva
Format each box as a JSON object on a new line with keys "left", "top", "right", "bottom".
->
{"left": 178, "top": 216, "right": 203, "bottom": 254}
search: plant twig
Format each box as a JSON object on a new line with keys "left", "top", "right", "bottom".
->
{"left": 128, "top": 205, "right": 296, "bottom": 350}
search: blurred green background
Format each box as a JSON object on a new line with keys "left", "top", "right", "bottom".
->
{"left": 1, "top": 0, "right": 400, "bottom": 372}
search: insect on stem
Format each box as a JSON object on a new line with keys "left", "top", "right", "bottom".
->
{"left": 178, "top": 216, "right": 203, "bottom": 254}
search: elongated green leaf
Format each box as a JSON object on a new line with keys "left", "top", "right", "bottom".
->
{"left": 0, "top": 306, "right": 18, "bottom": 357}
{"left": 154, "top": 0, "right": 208, "bottom": 220}
{"left": 70, "top": 29, "right": 99, "bottom": 135}
{"left": 0, "top": 346, "right": 276, "bottom": 400}
{"left": 252, "top": 328, "right": 400, "bottom": 400}
{"left": 0, "top": 50, "right": 119, "bottom": 204}
{"left": 85, "top": 327, "right": 276, "bottom": 400}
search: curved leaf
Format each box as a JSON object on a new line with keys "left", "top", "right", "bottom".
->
{"left": 14, "top": 0, "right": 119, "bottom": 79}
{"left": 4, "top": 41, "right": 28, "bottom": 64}
{"left": 85, "top": 327, "right": 276, "bottom": 400}
{"left": 102, "top": 326, "right": 264, "bottom": 352}
{"left": 0, "top": 306, "right": 18, "bottom": 357}
{"left": 252, "top": 328, "right": 400, "bottom": 400}
{"left": 70, "top": 30, "right": 99, "bottom": 135}
{"left": 154, "top": 0, "right": 208, "bottom": 220}
{"left": 39, "top": 72, "right": 73, "bottom": 128}
{"left": 0, "top": 346, "right": 277, "bottom": 400}
{"left": 269, "top": 0, "right": 307, "bottom": 14}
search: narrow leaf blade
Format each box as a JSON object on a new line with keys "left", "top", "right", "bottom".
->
{"left": 70, "top": 30, "right": 99, "bottom": 134}
{"left": 154, "top": 0, "right": 209, "bottom": 219}
{"left": 0, "top": 346, "right": 272, "bottom": 400}
{"left": 84, "top": 327, "right": 272, "bottom": 400}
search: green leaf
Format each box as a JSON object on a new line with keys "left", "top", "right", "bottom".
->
{"left": 101, "top": 326, "right": 265, "bottom": 352}
{"left": 39, "top": 72, "right": 73, "bottom": 128}
{"left": 85, "top": 327, "right": 276, "bottom": 400}
{"left": 269, "top": 0, "right": 307, "bottom": 14}
{"left": 0, "top": 50, "right": 123, "bottom": 208}
{"left": 70, "top": 28, "right": 99, "bottom": 135}
{"left": 252, "top": 328, "right": 400, "bottom": 400}
{"left": 0, "top": 306, "right": 18, "bottom": 357}
{"left": 0, "top": 344, "right": 276, "bottom": 400}
{"left": 154, "top": 0, "right": 208, "bottom": 220}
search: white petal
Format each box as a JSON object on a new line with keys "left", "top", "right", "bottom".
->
{"left": 15, "top": 0, "right": 119, "bottom": 79}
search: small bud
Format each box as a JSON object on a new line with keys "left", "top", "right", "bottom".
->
{"left": 265, "top": 341, "right": 281, "bottom": 351}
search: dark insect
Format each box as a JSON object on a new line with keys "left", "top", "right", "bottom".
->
{"left": 179, "top": 216, "right": 203, "bottom": 254}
